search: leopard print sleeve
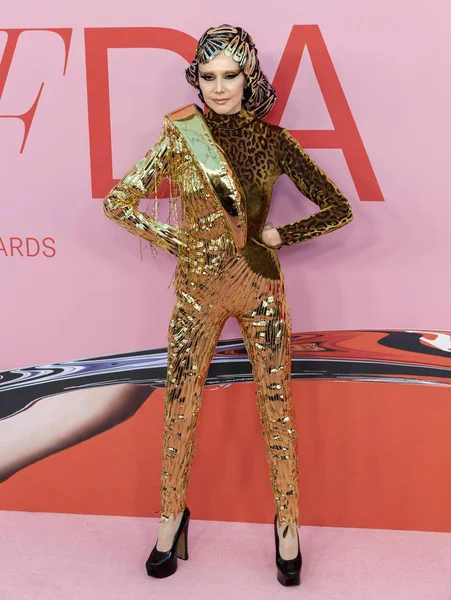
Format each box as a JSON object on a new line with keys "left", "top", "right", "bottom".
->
{"left": 275, "top": 128, "right": 353, "bottom": 247}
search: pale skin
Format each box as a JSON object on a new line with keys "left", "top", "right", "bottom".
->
{"left": 0, "top": 385, "right": 152, "bottom": 483}
{"left": 156, "top": 51, "right": 300, "bottom": 560}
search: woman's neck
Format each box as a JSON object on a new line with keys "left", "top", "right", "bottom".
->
{"left": 205, "top": 106, "right": 254, "bottom": 129}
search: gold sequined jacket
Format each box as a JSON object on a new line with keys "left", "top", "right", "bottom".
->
{"left": 104, "top": 105, "right": 353, "bottom": 280}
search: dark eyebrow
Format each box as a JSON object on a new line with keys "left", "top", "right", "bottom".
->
{"left": 199, "top": 69, "right": 241, "bottom": 76}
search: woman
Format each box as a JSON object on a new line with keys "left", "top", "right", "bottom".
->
{"left": 104, "top": 24, "right": 353, "bottom": 586}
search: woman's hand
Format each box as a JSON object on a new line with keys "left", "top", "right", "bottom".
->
{"left": 262, "top": 222, "right": 283, "bottom": 249}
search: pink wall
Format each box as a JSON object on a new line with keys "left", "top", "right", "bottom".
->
{"left": 1, "top": 1, "right": 450, "bottom": 371}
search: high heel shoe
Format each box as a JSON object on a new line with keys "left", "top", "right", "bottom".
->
{"left": 145, "top": 507, "right": 190, "bottom": 579}
{"left": 274, "top": 516, "right": 302, "bottom": 586}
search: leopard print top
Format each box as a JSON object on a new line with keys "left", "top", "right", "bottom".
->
{"left": 204, "top": 106, "right": 353, "bottom": 250}
{"left": 104, "top": 105, "right": 353, "bottom": 280}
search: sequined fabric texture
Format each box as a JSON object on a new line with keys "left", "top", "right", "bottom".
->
{"left": 103, "top": 104, "right": 353, "bottom": 529}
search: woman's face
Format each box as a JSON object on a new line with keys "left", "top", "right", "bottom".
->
{"left": 198, "top": 51, "right": 246, "bottom": 115}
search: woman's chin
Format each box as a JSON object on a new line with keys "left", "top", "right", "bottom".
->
{"left": 208, "top": 103, "right": 229, "bottom": 114}
{"left": 206, "top": 101, "right": 241, "bottom": 115}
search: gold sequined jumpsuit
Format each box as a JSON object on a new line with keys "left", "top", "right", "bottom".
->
{"left": 103, "top": 106, "right": 353, "bottom": 528}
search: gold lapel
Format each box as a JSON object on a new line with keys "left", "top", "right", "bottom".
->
{"left": 166, "top": 104, "right": 247, "bottom": 249}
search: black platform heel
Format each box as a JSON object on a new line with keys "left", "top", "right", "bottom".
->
{"left": 145, "top": 507, "right": 190, "bottom": 579}
{"left": 274, "top": 516, "right": 302, "bottom": 586}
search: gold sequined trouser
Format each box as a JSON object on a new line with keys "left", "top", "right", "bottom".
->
{"left": 160, "top": 250, "right": 300, "bottom": 529}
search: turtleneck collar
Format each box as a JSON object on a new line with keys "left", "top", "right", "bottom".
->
{"left": 205, "top": 106, "right": 255, "bottom": 129}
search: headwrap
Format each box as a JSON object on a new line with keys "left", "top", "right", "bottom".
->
{"left": 185, "top": 24, "right": 276, "bottom": 119}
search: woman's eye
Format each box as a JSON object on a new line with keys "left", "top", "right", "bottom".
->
{"left": 199, "top": 73, "right": 240, "bottom": 81}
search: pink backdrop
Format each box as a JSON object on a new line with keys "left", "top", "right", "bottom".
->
{"left": 2, "top": 1, "right": 451, "bottom": 535}
{"left": 1, "top": 2, "right": 449, "bottom": 372}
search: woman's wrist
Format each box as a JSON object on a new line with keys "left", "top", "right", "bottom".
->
{"left": 262, "top": 222, "right": 283, "bottom": 249}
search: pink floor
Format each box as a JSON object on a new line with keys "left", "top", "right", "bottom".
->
{"left": 1, "top": 511, "right": 450, "bottom": 600}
